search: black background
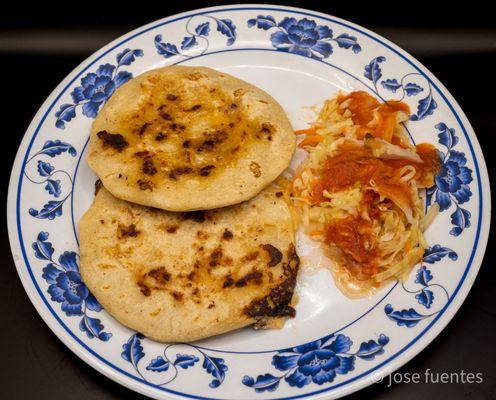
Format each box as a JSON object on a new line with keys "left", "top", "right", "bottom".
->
{"left": 1, "top": 1, "right": 495, "bottom": 399}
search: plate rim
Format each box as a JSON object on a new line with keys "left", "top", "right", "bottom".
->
{"left": 7, "top": 4, "right": 491, "bottom": 400}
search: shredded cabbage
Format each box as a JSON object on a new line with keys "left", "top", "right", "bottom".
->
{"left": 292, "top": 92, "right": 439, "bottom": 297}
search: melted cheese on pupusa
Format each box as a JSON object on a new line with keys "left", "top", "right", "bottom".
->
{"left": 109, "top": 73, "right": 274, "bottom": 182}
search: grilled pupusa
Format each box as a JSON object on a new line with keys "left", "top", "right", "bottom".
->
{"left": 78, "top": 184, "right": 299, "bottom": 342}
{"left": 87, "top": 66, "right": 295, "bottom": 211}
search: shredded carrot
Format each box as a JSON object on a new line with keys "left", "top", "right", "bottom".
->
{"left": 378, "top": 113, "right": 396, "bottom": 143}
{"left": 298, "top": 134, "right": 324, "bottom": 147}
{"left": 404, "top": 241, "right": 412, "bottom": 252}
{"left": 309, "top": 230, "right": 325, "bottom": 236}
{"left": 295, "top": 127, "right": 316, "bottom": 136}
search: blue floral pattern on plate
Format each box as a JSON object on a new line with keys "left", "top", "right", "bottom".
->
{"left": 364, "top": 56, "right": 437, "bottom": 121}
{"left": 155, "top": 16, "right": 236, "bottom": 59}
{"left": 427, "top": 123, "right": 473, "bottom": 236}
{"left": 121, "top": 333, "right": 228, "bottom": 388}
{"left": 26, "top": 140, "right": 77, "bottom": 220}
{"left": 243, "top": 334, "right": 388, "bottom": 392}
{"left": 384, "top": 245, "right": 456, "bottom": 328}
{"left": 33, "top": 232, "right": 111, "bottom": 341}
{"left": 248, "top": 15, "right": 360, "bottom": 59}
{"left": 55, "top": 48, "right": 144, "bottom": 129}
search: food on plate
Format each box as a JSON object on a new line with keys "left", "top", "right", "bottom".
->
{"left": 80, "top": 66, "right": 300, "bottom": 342}
{"left": 79, "top": 184, "right": 299, "bottom": 342}
{"left": 292, "top": 91, "right": 440, "bottom": 297}
{"left": 87, "top": 66, "right": 295, "bottom": 212}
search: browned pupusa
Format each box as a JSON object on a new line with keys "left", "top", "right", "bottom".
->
{"left": 78, "top": 185, "right": 299, "bottom": 342}
{"left": 87, "top": 66, "right": 295, "bottom": 211}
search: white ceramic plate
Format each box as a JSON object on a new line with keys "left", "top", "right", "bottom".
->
{"left": 7, "top": 5, "right": 490, "bottom": 400}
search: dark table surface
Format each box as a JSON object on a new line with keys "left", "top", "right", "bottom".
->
{"left": 1, "top": 2, "right": 495, "bottom": 399}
